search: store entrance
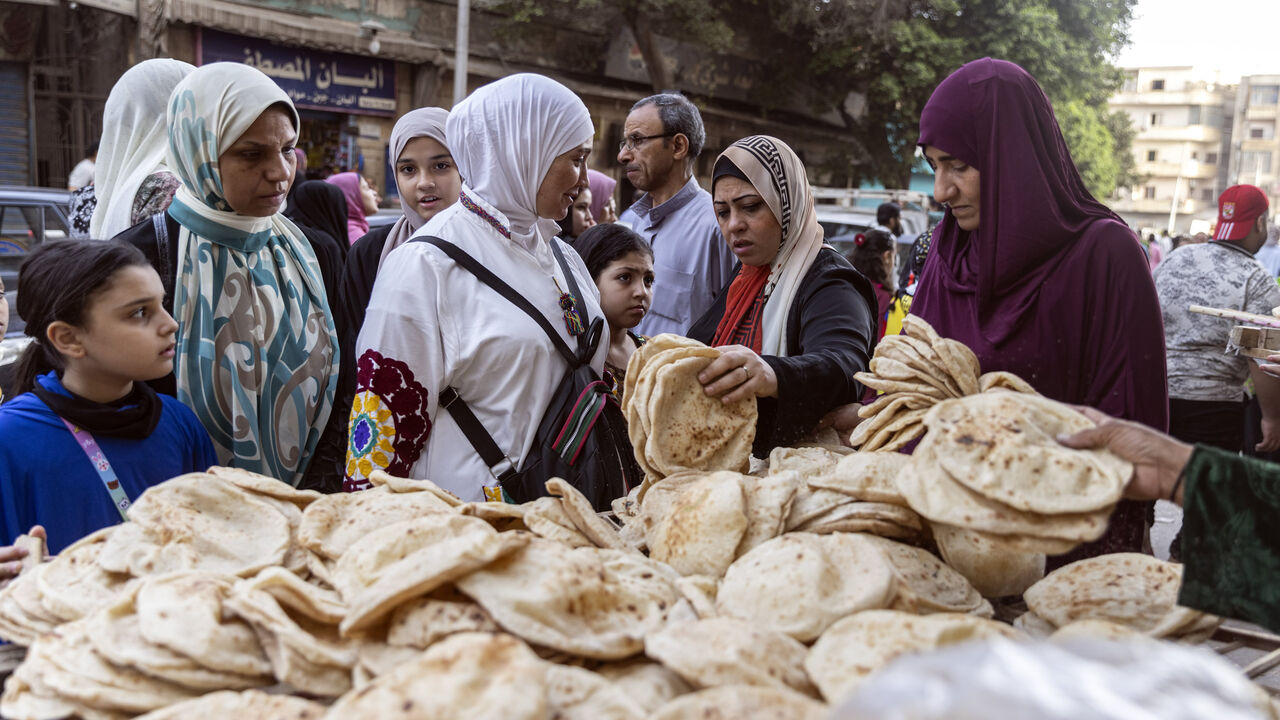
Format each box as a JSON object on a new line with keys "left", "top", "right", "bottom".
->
{"left": 298, "top": 109, "right": 359, "bottom": 180}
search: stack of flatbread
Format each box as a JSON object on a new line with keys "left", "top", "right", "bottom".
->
{"left": 621, "top": 334, "right": 757, "bottom": 480}
{"left": 897, "top": 392, "right": 1132, "bottom": 557}
{"left": 851, "top": 316, "right": 1038, "bottom": 451}
{"left": 0, "top": 450, "right": 1240, "bottom": 719}
{"left": 1017, "top": 553, "right": 1221, "bottom": 643}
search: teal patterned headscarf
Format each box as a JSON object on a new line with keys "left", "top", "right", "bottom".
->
{"left": 166, "top": 62, "right": 338, "bottom": 485}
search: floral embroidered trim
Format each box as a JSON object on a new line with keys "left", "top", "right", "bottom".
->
{"left": 460, "top": 191, "right": 511, "bottom": 239}
{"left": 344, "top": 349, "right": 432, "bottom": 492}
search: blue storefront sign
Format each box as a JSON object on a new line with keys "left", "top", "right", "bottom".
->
{"left": 198, "top": 28, "right": 396, "bottom": 116}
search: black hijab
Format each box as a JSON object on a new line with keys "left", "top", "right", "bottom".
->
{"left": 286, "top": 180, "right": 349, "bottom": 248}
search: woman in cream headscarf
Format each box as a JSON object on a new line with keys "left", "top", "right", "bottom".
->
{"left": 687, "top": 135, "right": 878, "bottom": 453}
{"left": 344, "top": 74, "right": 606, "bottom": 500}
{"left": 116, "top": 62, "right": 340, "bottom": 487}
{"left": 89, "top": 58, "right": 195, "bottom": 239}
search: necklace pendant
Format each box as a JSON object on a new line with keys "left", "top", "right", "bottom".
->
{"left": 559, "top": 292, "right": 585, "bottom": 337}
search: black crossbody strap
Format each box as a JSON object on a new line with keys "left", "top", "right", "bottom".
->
{"left": 419, "top": 236, "right": 577, "bottom": 366}
{"left": 437, "top": 387, "right": 517, "bottom": 484}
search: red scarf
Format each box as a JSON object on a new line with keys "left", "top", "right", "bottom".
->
{"left": 711, "top": 265, "right": 771, "bottom": 353}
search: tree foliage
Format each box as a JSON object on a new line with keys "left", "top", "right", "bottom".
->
{"left": 484, "top": 0, "right": 1138, "bottom": 196}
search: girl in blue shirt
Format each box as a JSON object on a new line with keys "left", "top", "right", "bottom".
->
{"left": 0, "top": 240, "right": 216, "bottom": 561}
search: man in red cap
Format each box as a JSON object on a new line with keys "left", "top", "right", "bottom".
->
{"left": 1155, "top": 184, "right": 1280, "bottom": 458}
{"left": 1154, "top": 184, "right": 1279, "bottom": 558}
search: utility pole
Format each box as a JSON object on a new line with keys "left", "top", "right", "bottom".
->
{"left": 453, "top": 0, "right": 470, "bottom": 106}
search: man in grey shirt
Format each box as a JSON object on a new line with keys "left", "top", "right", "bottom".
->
{"left": 618, "top": 93, "right": 735, "bottom": 337}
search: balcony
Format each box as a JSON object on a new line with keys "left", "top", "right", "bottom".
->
{"left": 1247, "top": 105, "right": 1278, "bottom": 121}
{"left": 1110, "top": 197, "right": 1200, "bottom": 215}
{"left": 1136, "top": 125, "right": 1221, "bottom": 143}
{"left": 1137, "top": 160, "right": 1218, "bottom": 179}
{"left": 1109, "top": 89, "right": 1226, "bottom": 107}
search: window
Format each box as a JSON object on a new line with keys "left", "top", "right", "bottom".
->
{"left": 1149, "top": 113, "right": 1161, "bottom": 127}
{"left": 1251, "top": 85, "right": 1280, "bottom": 105}
{"left": 1247, "top": 122, "right": 1276, "bottom": 140}
{"left": 1242, "top": 151, "right": 1275, "bottom": 175}
{"left": 1206, "top": 152, "right": 1218, "bottom": 164}
{"left": 1147, "top": 150, "right": 1157, "bottom": 162}
{"left": 1144, "top": 186, "right": 1157, "bottom": 199}
{"left": 1151, "top": 79, "right": 1165, "bottom": 91}
{"left": 1188, "top": 106, "right": 1201, "bottom": 125}
{"left": 1203, "top": 188, "right": 1214, "bottom": 201}
{"left": 1191, "top": 151, "right": 1199, "bottom": 160}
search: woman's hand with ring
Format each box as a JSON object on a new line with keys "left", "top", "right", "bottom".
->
{"left": 698, "top": 345, "right": 778, "bottom": 404}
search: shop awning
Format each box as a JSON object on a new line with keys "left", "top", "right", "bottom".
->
{"left": 168, "top": 0, "right": 442, "bottom": 64}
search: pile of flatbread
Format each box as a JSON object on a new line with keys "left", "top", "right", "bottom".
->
{"left": 897, "top": 391, "right": 1132, "bottom": 558}
{"left": 1016, "top": 553, "right": 1221, "bottom": 643}
{"left": 621, "top": 334, "right": 757, "bottom": 480}
{"left": 0, "top": 436, "right": 1233, "bottom": 718}
{"left": 851, "top": 315, "right": 1037, "bottom": 451}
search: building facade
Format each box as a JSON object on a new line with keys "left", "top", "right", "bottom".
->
{"left": 1228, "top": 75, "right": 1280, "bottom": 217}
{"left": 1108, "top": 66, "right": 1235, "bottom": 235}
{"left": 5, "top": 0, "right": 860, "bottom": 204}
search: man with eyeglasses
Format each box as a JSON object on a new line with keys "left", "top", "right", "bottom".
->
{"left": 618, "top": 92, "right": 734, "bottom": 337}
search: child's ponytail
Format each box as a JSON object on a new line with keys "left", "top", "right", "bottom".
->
{"left": 12, "top": 239, "right": 150, "bottom": 394}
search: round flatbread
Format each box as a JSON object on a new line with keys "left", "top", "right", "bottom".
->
{"left": 645, "top": 617, "right": 814, "bottom": 694}
{"left": 924, "top": 393, "right": 1131, "bottom": 514}
{"left": 1023, "top": 553, "right": 1192, "bottom": 636}
{"left": 716, "top": 532, "right": 895, "bottom": 641}
{"left": 649, "top": 472, "right": 748, "bottom": 578}
{"left": 645, "top": 354, "right": 757, "bottom": 476}
{"left": 325, "top": 632, "right": 550, "bottom": 720}
{"left": 455, "top": 539, "right": 680, "bottom": 659}
{"left": 932, "top": 523, "right": 1045, "bottom": 598}
{"left": 133, "top": 689, "right": 325, "bottom": 720}
{"left": 804, "top": 609, "right": 1022, "bottom": 703}
{"left": 332, "top": 514, "right": 529, "bottom": 634}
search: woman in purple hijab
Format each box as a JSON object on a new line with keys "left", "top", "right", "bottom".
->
{"left": 587, "top": 168, "right": 617, "bottom": 223}
{"left": 914, "top": 58, "right": 1169, "bottom": 562}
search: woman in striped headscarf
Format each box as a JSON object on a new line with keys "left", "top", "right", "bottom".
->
{"left": 687, "top": 135, "right": 878, "bottom": 454}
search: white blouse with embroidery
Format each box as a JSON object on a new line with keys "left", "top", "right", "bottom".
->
{"left": 344, "top": 189, "right": 607, "bottom": 501}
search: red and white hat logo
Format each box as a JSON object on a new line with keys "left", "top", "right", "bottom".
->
{"left": 1223, "top": 202, "right": 1236, "bottom": 220}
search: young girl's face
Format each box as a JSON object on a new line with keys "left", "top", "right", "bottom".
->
{"left": 596, "top": 250, "right": 654, "bottom": 331}
{"left": 396, "top": 136, "right": 461, "bottom": 224}
{"left": 69, "top": 265, "right": 178, "bottom": 386}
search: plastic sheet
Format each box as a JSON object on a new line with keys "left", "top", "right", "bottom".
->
{"left": 830, "top": 637, "right": 1274, "bottom": 720}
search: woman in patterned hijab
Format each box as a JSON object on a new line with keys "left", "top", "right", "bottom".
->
{"left": 687, "top": 135, "right": 877, "bottom": 453}
{"left": 161, "top": 62, "right": 339, "bottom": 486}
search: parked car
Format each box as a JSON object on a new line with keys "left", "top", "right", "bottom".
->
{"left": 1, "top": 186, "right": 72, "bottom": 398}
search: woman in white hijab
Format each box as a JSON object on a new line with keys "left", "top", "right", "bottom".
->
{"left": 686, "top": 135, "right": 878, "bottom": 454}
{"left": 117, "top": 62, "right": 340, "bottom": 488}
{"left": 343, "top": 74, "right": 605, "bottom": 501}
{"left": 89, "top": 59, "right": 195, "bottom": 239}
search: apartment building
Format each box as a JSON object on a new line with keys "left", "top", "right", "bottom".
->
{"left": 1228, "top": 75, "right": 1280, "bottom": 217}
{"left": 1108, "top": 66, "right": 1235, "bottom": 234}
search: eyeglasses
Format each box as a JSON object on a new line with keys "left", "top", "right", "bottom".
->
{"left": 618, "top": 133, "right": 675, "bottom": 152}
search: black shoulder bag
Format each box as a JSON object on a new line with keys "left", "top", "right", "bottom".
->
{"left": 418, "top": 236, "right": 641, "bottom": 511}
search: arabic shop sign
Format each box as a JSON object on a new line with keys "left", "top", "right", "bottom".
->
{"left": 199, "top": 28, "right": 396, "bottom": 116}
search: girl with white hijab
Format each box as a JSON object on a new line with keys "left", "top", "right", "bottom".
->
{"left": 90, "top": 59, "right": 195, "bottom": 239}
{"left": 344, "top": 74, "right": 604, "bottom": 500}
{"left": 686, "top": 135, "right": 878, "bottom": 454}
{"left": 117, "top": 62, "right": 340, "bottom": 487}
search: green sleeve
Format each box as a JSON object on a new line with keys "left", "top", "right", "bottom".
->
{"left": 1178, "top": 445, "right": 1280, "bottom": 632}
